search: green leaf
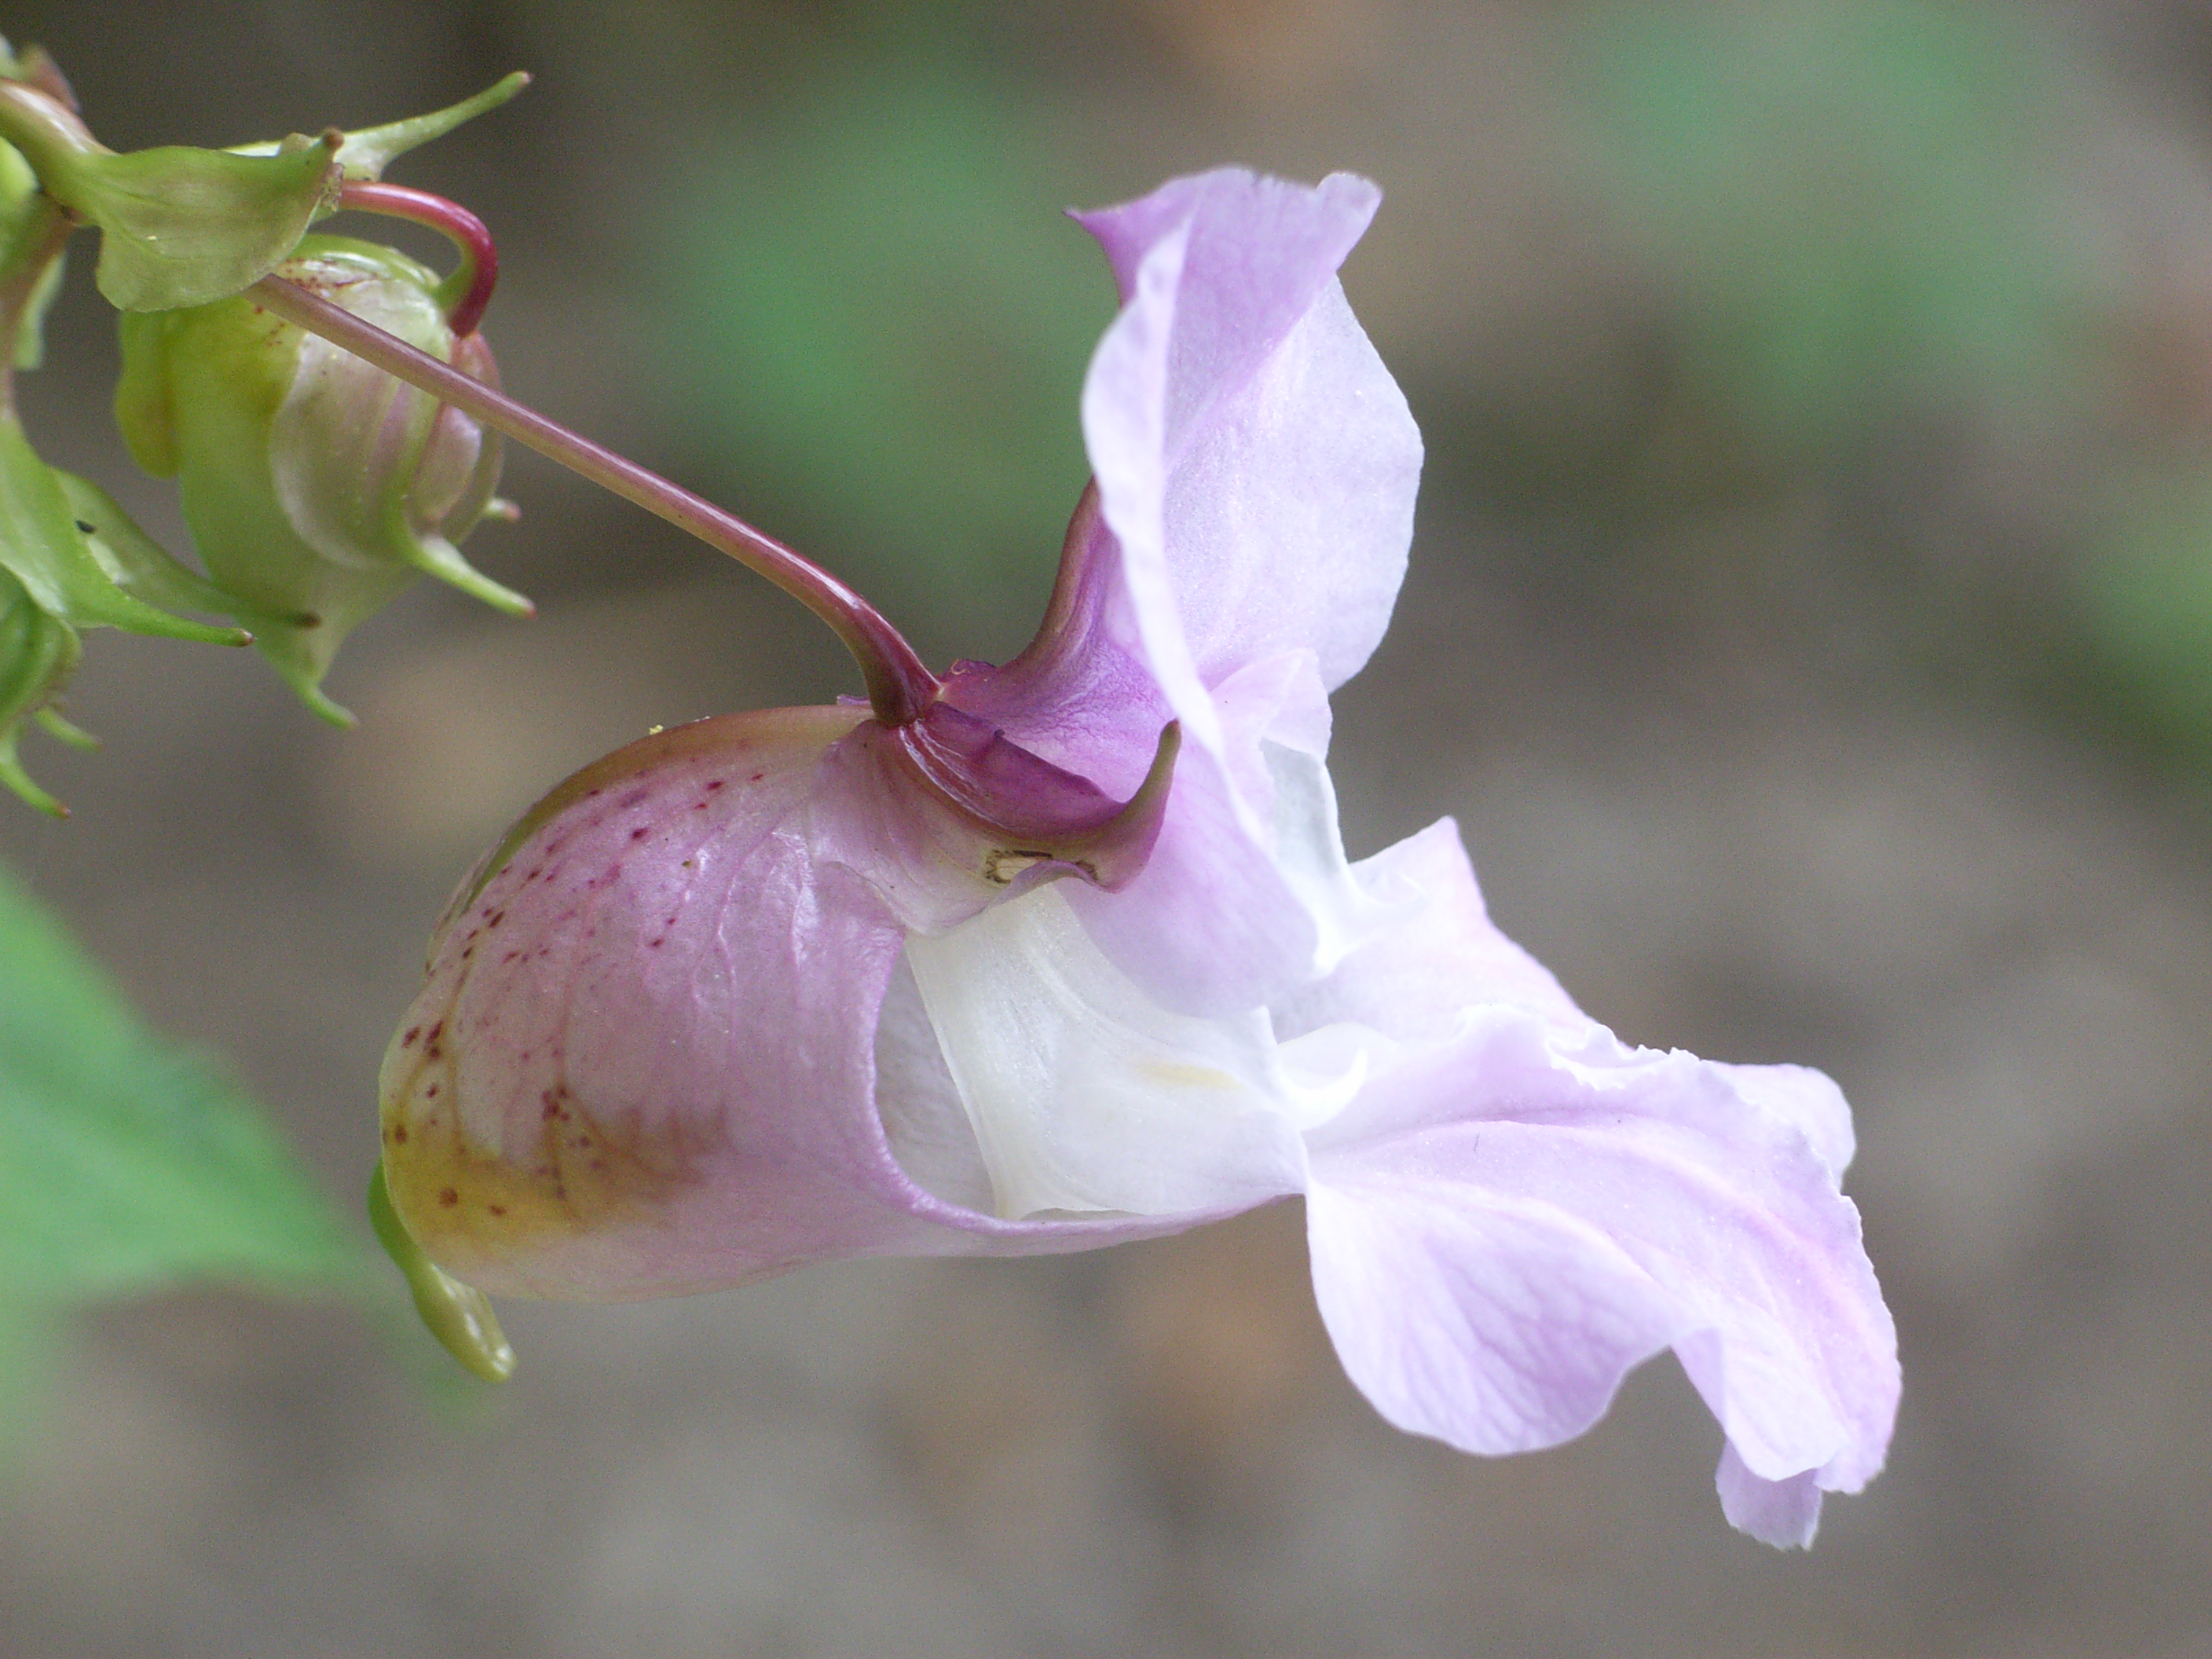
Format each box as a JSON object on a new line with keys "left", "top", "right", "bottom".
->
{"left": 0, "top": 859, "right": 367, "bottom": 1301}
{"left": 663, "top": 69, "right": 1106, "bottom": 653}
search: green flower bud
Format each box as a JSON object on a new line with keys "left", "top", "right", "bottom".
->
{"left": 115, "top": 236, "right": 526, "bottom": 725}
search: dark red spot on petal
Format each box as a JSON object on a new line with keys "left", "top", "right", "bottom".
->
{"left": 438, "top": 1188, "right": 459, "bottom": 1207}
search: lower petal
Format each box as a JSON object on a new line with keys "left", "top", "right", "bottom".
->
{"left": 1302, "top": 1009, "right": 1898, "bottom": 1538}
{"left": 1716, "top": 1441, "right": 1824, "bottom": 1549}
{"left": 1306, "top": 1169, "right": 1679, "bottom": 1454}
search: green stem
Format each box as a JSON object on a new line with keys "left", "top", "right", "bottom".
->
{"left": 248, "top": 273, "right": 939, "bottom": 726}
{"left": 0, "top": 78, "right": 104, "bottom": 203}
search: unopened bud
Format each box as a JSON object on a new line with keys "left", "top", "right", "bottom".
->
{"left": 116, "top": 235, "right": 526, "bottom": 725}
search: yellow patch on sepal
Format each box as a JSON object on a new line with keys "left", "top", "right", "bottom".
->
{"left": 379, "top": 1003, "right": 691, "bottom": 1284}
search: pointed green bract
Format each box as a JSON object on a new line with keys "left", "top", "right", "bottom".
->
{"left": 0, "top": 412, "right": 251, "bottom": 812}
{"left": 232, "top": 72, "right": 533, "bottom": 183}
{"left": 0, "top": 859, "right": 366, "bottom": 1300}
{"left": 31, "top": 703, "right": 96, "bottom": 750}
{"left": 81, "top": 137, "right": 342, "bottom": 312}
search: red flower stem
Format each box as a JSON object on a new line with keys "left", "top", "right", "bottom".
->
{"left": 334, "top": 180, "right": 500, "bottom": 337}
{"left": 247, "top": 273, "right": 939, "bottom": 725}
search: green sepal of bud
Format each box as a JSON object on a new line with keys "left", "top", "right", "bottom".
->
{"left": 34, "top": 703, "right": 98, "bottom": 750}
{"left": 0, "top": 76, "right": 340, "bottom": 311}
{"left": 367, "top": 1162, "right": 515, "bottom": 1384}
{"left": 0, "top": 564, "right": 80, "bottom": 816}
{"left": 56, "top": 469, "right": 253, "bottom": 625}
{"left": 115, "top": 236, "right": 526, "bottom": 726}
{"left": 0, "top": 408, "right": 247, "bottom": 645}
{"left": 231, "top": 72, "right": 532, "bottom": 183}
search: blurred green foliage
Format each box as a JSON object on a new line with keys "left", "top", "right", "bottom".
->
{"left": 1573, "top": 0, "right": 2096, "bottom": 465}
{"left": 659, "top": 65, "right": 1106, "bottom": 662}
{"left": 0, "top": 860, "right": 366, "bottom": 1441}
{"left": 2081, "top": 473, "right": 2212, "bottom": 765}
{"left": 1539, "top": 0, "right": 2212, "bottom": 779}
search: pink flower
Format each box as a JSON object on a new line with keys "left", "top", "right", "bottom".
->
{"left": 379, "top": 169, "right": 1897, "bottom": 1545}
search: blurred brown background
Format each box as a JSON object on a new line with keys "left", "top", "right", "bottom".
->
{"left": 4, "top": 1, "right": 2212, "bottom": 1654}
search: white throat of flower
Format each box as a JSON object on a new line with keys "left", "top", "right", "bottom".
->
{"left": 903, "top": 882, "right": 1386, "bottom": 1220}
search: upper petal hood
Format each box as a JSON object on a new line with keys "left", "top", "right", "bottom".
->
{"left": 954, "top": 168, "right": 1420, "bottom": 756}
{"left": 948, "top": 168, "right": 1423, "bottom": 1014}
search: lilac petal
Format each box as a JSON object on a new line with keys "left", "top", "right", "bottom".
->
{"left": 1716, "top": 1443, "right": 1824, "bottom": 1549}
{"left": 943, "top": 170, "right": 1419, "bottom": 1009}
{"left": 1712, "top": 1060, "right": 1857, "bottom": 1177}
{"left": 1306, "top": 1162, "right": 1679, "bottom": 1454}
{"left": 1304, "top": 1009, "right": 1897, "bottom": 1533}
{"left": 1273, "top": 818, "right": 1584, "bottom": 1044}
{"left": 1068, "top": 169, "right": 1420, "bottom": 739}
{"left": 1057, "top": 738, "right": 1318, "bottom": 1016}
{"left": 379, "top": 709, "right": 1209, "bottom": 1300}
{"left": 1056, "top": 732, "right": 1412, "bottom": 1017}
